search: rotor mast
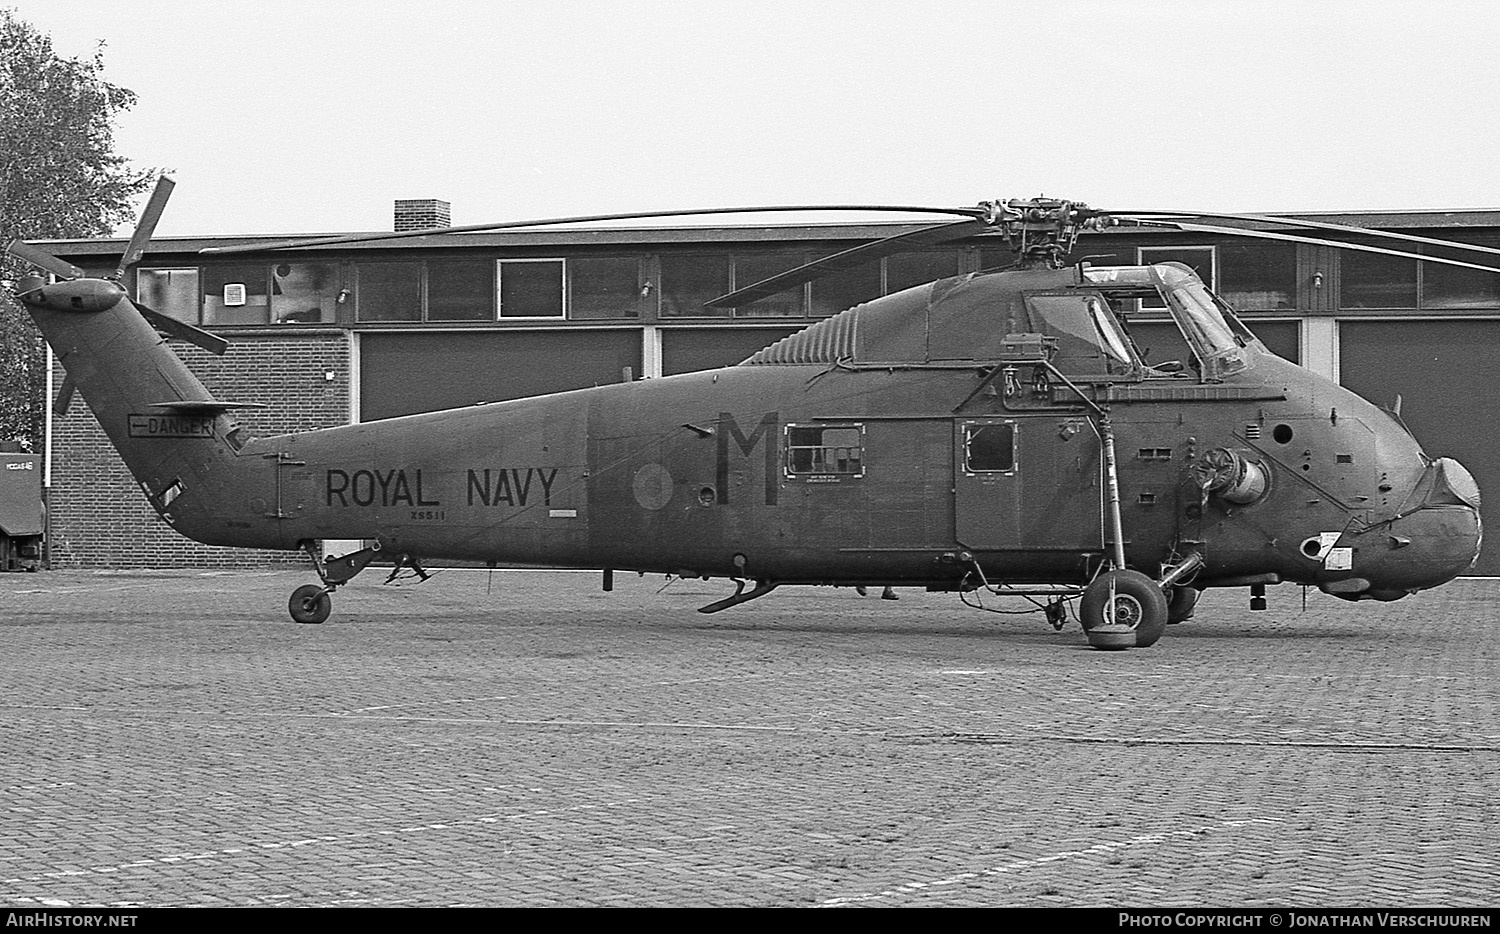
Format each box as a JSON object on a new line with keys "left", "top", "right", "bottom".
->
{"left": 979, "top": 198, "right": 1117, "bottom": 268}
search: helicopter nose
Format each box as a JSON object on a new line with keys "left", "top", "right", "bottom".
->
{"left": 1322, "top": 457, "right": 1482, "bottom": 601}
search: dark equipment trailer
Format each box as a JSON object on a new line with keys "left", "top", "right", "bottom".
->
{"left": 0, "top": 451, "right": 43, "bottom": 571}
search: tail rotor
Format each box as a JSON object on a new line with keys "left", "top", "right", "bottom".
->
{"left": 6, "top": 175, "right": 227, "bottom": 357}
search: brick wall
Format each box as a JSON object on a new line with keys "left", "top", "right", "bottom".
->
{"left": 47, "top": 331, "right": 352, "bottom": 568}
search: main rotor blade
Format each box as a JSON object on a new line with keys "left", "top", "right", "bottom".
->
{"left": 1136, "top": 220, "right": 1500, "bottom": 275}
{"left": 6, "top": 240, "right": 84, "bottom": 279}
{"left": 117, "top": 176, "right": 176, "bottom": 278}
{"left": 704, "top": 218, "right": 989, "bottom": 309}
{"left": 200, "top": 204, "right": 987, "bottom": 255}
{"left": 136, "top": 301, "right": 229, "bottom": 355}
{"left": 1118, "top": 208, "right": 1500, "bottom": 259}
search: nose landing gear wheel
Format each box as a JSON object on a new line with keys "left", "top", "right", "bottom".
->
{"left": 1080, "top": 569, "right": 1168, "bottom": 649}
{"left": 289, "top": 584, "right": 332, "bottom": 624}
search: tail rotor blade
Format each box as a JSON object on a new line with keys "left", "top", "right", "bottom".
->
{"left": 53, "top": 374, "right": 76, "bottom": 417}
{"left": 116, "top": 176, "right": 176, "bottom": 279}
{"left": 6, "top": 240, "right": 84, "bottom": 280}
{"left": 136, "top": 301, "right": 228, "bottom": 356}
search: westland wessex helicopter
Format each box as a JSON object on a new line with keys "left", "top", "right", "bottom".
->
{"left": 5, "top": 180, "right": 1486, "bottom": 649}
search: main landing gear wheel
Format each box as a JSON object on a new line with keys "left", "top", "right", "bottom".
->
{"left": 289, "top": 584, "right": 332, "bottom": 625}
{"left": 1166, "top": 586, "right": 1199, "bottom": 625}
{"left": 1079, "top": 569, "right": 1168, "bottom": 650}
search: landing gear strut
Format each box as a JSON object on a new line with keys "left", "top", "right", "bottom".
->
{"left": 288, "top": 541, "right": 380, "bottom": 624}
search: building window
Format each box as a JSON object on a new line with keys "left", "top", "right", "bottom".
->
{"left": 1218, "top": 241, "right": 1296, "bottom": 310}
{"left": 357, "top": 263, "right": 422, "bottom": 321}
{"left": 731, "top": 252, "right": 807, "bottom": 317}
{"left": 1415, "top": 235, "right": 1500, "bottom": 310}
{"left": 569, "top": 256, "right": 643, "bottom": 319}
{"left": 136, "top": 268, "right": 199, "bottom": 323}
{"left": 964, "top": 422, "right": 1015, "bottom": 474}
{"left": 271, "top": 263, "right": 339, "bottom": 324}
{"left": 660, "top": 254, "right": 731, "bottom": 318}
{"left": 785, "top": 424, "right": 864, "bottom": 478}
{"left": 886, "top": 251, "right": 962, "bottom": 293}
{"left": 202, "top": 264, "right": 270, "bottom": 325}
{"left": 427, "top": 260, "right": 494, "bottom": 321}
{"left": 657, "top": 248, "right": 965, "bottom": 319}
{"left": 498, "top": 259, "right": 564, "bottom": 318}
{"left": 1339, "top": 245, "right": 1417, "bottom": 309}
{"left": 811, "top": 256, "right": 882, "bottom": 317}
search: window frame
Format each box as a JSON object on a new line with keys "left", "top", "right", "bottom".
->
{"left": 962, "top": 421, "right": 1017, "bottom": 476}
{"left": 135, "top": 267, "right": 202, "bottom": 324}
{"left": 496, "top": 257, "right": 567, "bottom": 320}
{"left": 783, "top": 422, "right": 866, "bottom": 481}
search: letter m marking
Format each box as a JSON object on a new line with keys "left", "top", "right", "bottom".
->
{"left": 716, "top": 411, "right": 778, "bottom": 505}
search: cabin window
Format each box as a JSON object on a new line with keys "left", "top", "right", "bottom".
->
{"left": 498, "top": 259, "right": 564, "bottom": 318}
{"left": 1138, "top": 247, "right": 1215, "bottom": 309}
{"left": 785, "top": 424, "right": 864, "bottom": 478}
{"left": 964, "top": 423, "right": 1015, "bottom": 473}
{"left": 136, "top": 268, "right": 199, "bottom": 324}
{"left": 270, "top": 263, "right": 338, "bottom": 324}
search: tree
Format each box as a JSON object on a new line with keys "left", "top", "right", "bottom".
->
{"left": 0, "top": 8, "right": 153, "bottom": 452}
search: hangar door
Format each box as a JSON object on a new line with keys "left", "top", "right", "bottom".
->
{"left": 1340, "top": 320, "right": 1500, "bottom": 575}
{"left": 360, "top": 331, "right": 642, "bottom": 421}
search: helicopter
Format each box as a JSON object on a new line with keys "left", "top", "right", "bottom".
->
{"left": 4, "top": 181, "right": 1487, "bottom": 649}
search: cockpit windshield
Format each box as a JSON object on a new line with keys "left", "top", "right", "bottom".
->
{"left": 1082, "top": 263, "right": 1251, "bottom": 379}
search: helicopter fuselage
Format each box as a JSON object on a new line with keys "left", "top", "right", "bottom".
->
{"left": 30, "top": 260, "right": 1473, "bottom": 606}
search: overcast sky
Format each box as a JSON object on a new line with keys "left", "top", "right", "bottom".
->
{"left": 14, "top": 0, "right": 1500, "bottom": 237}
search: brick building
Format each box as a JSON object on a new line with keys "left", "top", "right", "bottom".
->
{"left": 33, "top": 204, "right": 1500, "bottom": 574}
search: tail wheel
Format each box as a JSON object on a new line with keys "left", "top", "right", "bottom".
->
{"left": 1079, "top": 569, "right": 1168, "bottom": 649}
{"left": 1167, "top": 586, "right": 1200, "bottom": 624}
{"left": 289, "top": 584, "right": 332, "bottom": 625}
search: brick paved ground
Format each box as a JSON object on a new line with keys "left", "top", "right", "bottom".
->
{"left": 0, "top": 569, "right": 1496, "bottom": 907}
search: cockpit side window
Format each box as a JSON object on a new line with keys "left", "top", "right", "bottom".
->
{"left": 1024, "top": 293, "right": 1140, "bottom": 376}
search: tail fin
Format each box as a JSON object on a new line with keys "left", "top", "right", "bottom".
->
{"left": 16, "top": 276, "right": 271, "bottom": 545}
{"left": 7, "top": 178, "right": 284, "bottom": 550}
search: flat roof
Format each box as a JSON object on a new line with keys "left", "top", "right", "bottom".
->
{"left": 36, "top": 209, "right": 1500, "bottom": 259}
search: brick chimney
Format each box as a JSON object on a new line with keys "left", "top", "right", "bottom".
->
{"left": 394, "top": 198, "right": 452, "bottom": 232}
